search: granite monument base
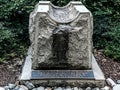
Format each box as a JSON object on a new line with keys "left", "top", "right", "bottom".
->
{"left": 20, "top": 51, "right": 105, "bottom": 87}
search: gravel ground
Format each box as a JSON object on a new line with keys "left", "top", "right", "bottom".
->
{"left": 0, "top": 50, "right": 120, "bottom": 86}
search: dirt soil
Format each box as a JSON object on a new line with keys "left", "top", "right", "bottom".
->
{"left": 0, "top": 58, "right": 23, "bottom": 86}
{"left": 0, "top": 50, "right": 120, "bottom": 86}
{"left": 94, "top": 50, "right": 120, "bottom": 83}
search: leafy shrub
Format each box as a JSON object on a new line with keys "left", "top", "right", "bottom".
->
{"left": 0, "top": 0, "right": 33, "bottom": 62}
{"left": 104, "top": 23, "right": 120, "bottom": 60}
{"left": 86, "top": 0, "right": 120, "bottom": 60}
{"left": 0, "top": 23, "right": 27, "bottom": 60}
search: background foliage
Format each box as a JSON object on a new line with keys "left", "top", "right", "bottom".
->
{"left": 0, "top": 0, "right": 120, "bottom": 63}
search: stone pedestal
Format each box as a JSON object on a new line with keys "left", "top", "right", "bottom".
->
{"left": 20, "top": 48, "right": 105, "bottom": 87}
{"left": 20, "top": 1, "right": 105, "bottom": 87}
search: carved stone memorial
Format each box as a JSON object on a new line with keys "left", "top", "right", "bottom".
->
{"left": 20, "top": 1, "right": 105, "bottom": 87}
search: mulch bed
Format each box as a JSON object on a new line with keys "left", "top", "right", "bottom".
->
{"left": 94, "top": 50, "right": 120, "bottom": 83}
{"left": 0, "top": 58, "right": 22, "bottom": 86}
{"left": 0, "top": 50, "right": 120, "bottom": 86}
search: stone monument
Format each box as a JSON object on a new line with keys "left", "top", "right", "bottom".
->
{"left": 20, "top": 1, "right": 105, "bottom": 87}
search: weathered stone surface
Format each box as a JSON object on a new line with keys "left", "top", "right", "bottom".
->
{"left": 0, "top": 87, "right": 5, "bottom": 90}
{"left": 78, "top": 88, "right": 83, "bottom": 90}
{"left": 92, "top": 88, "right": 100, "bottom": 90}
{"left": 20, "top": 53, "right": 105, "bottom": 87}
{"left": 73, "top": 87, "right": 78, "bottom": 90}
{"left": 37, "top": 86, "right": 45, "bottom": 90}
{"left": 8, "top": 84, "right": 16, "bottom": 89}
{"left": 113, "top": 84, "right": 120, "bottom": 90}
{"left": 32, "top": 88, "right": 37, "bottom": 90}
{"left": 19, "top": 85, "right": 28, "bottom": 90}
{"left": 1, "top": 81, "right": 107, "bottom": 90}
{"left": 14, "top": 86, "right": 20, "bottom": 90}
{"left": 54, "top": 87, "right": 62, "bottom": 90}
{"left": 65, "top": 86, "right": 72, "bottom": 90}
{"left": 29, "top": 1, "right": 93, "bottom": 70}
{"left": 101, "top": 86, "right": 109, "bottom": 90}
{"left": 45, "top": 87, "right": 52, "bottom": 90}
{"left": 106, "top": 78, "right": 116, "bottom": 87}
{"left": 25, "top": 81, "right": 35, "bottom": 89}
{"left": 85, "top": 87, "right": 91, "bottom": 90}
{"left": 4, "top": 86, "right": 10, "bottom": 90}
{"left": 117, "top": 80, "right": 120, "bottom": 84}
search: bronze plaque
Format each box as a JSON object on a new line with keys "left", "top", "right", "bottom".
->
{"left": 31, "top": 70, "right": 94, "bottom": 79}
